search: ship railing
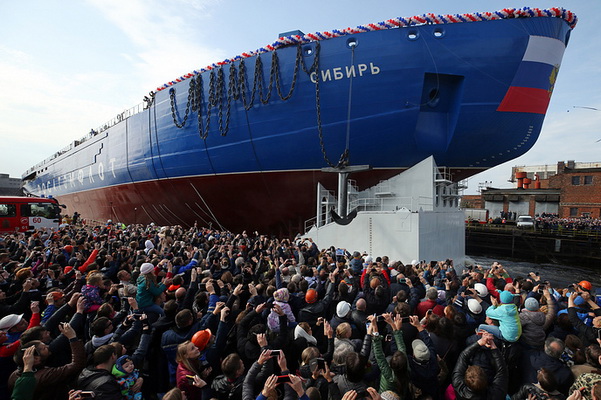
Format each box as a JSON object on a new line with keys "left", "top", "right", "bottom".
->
{"left": 305, "top": 217, "right": 318, "bottom": 232}
{"left": 24, "top": 102, "right": 145, "bottom": 177}
{"left": 349, "top": 195, "right": 433, "bottom": 213}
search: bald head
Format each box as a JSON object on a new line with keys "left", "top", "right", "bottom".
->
{"left": 175, "top": 287, "right": 186, "bottom": 300}
{"left": 356, "top": 298, "right": 366, "bottom": 311}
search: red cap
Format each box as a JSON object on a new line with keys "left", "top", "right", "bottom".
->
{"left": 64, "top": 245, "right": 74, "bottom": 253}
{"left": 64, "top": 266, "right": 73, "bottom": 274}
{"left": 191, "top": 329, "right": 211, "bottom": 350}
{"left": 305, "top": 289, "right": 318, "bottom": 304}
{"left": 578, "top": 280, "right": 592, "bottom": 291}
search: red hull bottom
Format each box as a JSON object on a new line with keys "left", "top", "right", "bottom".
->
{"left": 58, "top": 168, "right": 481, "bottom": 235}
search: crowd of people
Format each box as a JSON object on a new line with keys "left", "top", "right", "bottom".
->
{"left": 534, "top": 216, "right": 601, "bottom": 232}
{"left": 0, "top": 221, "right": 601, "bottom": 400}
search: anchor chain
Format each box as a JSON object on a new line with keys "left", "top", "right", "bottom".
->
{"left": 168, "top": 41, "right": 349, "bottom": 168}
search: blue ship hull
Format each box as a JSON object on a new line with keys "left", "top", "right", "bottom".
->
{"left": 22, "top": 11, "right": 574, "bottom": 233}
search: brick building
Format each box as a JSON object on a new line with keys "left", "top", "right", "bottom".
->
{"left": 469, "top": 160, "right": 601, "bottom": 219}
{"left": 547, "top": 161, "right": 601, "bottom": 218}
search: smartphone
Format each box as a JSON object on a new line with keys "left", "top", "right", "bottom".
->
{"left": 426, "top": 309, "right": 433, "bottom": 316}
{"left": 316, "top": 357, "right": 326, "bottom": 370}
{"left": 271, "top": 350, "right": 281, "bottom": 357}
{"left": 365, "top": 322, "right": 371, "bottom": 330}
{"left": 400, "top": 317, "right": 410, "bottom": 323}
{"left": 276, "top": 375, "right": 291, "bottom": 384}
{"left": 186, "top": 375, "right": 196, "bottom": 385}
{"left": 376, "top": 315, "right": 385, "bottom": 322}
{"left": 79, "top": 392, "right": 96, "bottom": 399}
{"left": 199, "top": 283, "right": 206, "bottom": 291}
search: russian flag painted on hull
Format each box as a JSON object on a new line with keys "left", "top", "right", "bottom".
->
{"left": 497, "top": 35, "right": 566, "bottom": 114}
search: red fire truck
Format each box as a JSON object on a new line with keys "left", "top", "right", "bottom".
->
{"left": 0, "top": 196, "right": 62, "bottom": 233}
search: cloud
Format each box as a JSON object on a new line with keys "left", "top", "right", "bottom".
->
{"left": 86, "top": 0, "right": 227, "bottom": 90}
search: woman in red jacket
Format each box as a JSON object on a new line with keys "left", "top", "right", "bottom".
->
{"left": 175, "top": 340, "right": 209, "bottom": 400}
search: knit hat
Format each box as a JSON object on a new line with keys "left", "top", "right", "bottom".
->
{"left": 336, "top": 301, "right": 351, "bottom": 318}
{"left": 412, "top": 339, "right": 430, "bottom": 362}
{"left": 191, "top": 329, "right": 211, "bottom": 350}
{"left": 352, "top": 251, "right": 361, "bottom": 258}
{"left": 467, "top": 299, "right": 482, "bottom": 314}
{"left": 274, "top": 288, "right": 289, "bottom": 303}
{"left": 365, "top": 256, "right": 373, "bottom": 264}
{"left": 474, "top": 283, "right": 489, "bottom": 297}
{"left": 524, "top": 297, "right": 539, "bottom": 311}
{"left": 305, "top": 289, "right": 318, "bottom": 304}
{"left": 64, "top": 245, "right": 74, "bottom": 253}
{"left": 140, "top": 263, "right": 154, "bottom": 275}
{"left": 0, "top": 314, "right": 23, "bottom": 331}
{"left": 499, "top": 291, "right": 515, "bottom": 304}
{"left": 114, "top": 355, "right": 132, "bottom": 373}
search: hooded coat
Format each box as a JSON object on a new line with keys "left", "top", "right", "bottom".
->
{"left": 519, "top": 302, "right": 555, "bottom": 348}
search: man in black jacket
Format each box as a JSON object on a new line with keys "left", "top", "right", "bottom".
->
{"left": 77, "top": 345, "right": 121, "bottom": 400}
{"left": 211, "top": 352, "right": 245, "bottom": 400}
{"left": 452, "top": 331, "right": 508, "bottom": 400}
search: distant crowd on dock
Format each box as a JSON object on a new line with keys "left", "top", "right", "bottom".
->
{"left": 534, "top": 214, "right": 601, "bottom": 232}
{"left": 1, "top": 221, "right": 601, "bottom": 400}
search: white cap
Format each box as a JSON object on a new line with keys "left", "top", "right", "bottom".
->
{"left": 410, "top": 260, "right": 418, "bottom": 266}
{"left": 474, "top": 283, "right": 488, "bottom": 297}
{"left": 140, "top": 263, "right": 154, "bottom": 275}
{"left": 467, "top": 299, "right": 482, "bottom": 314}
{"left": 336, "top": 301, "right": 351, "bottom": 318}
{"left": 0, "top": 314, "right": 24, "bottom": 331}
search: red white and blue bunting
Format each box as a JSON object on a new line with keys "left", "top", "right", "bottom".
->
{"left": 155, "top": 7, "right": 577, "bottom": 92}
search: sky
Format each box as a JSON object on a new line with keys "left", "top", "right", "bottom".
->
{"left": 1, "top": 0, "right": 600, "bottom": 195}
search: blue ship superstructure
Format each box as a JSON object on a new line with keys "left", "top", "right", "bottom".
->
{"left": 22, "top": 8, "right": 576, "bottom": 232}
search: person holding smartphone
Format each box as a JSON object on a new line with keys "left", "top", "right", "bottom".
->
{"left": 9, "top": 322, "right": 86, "bottom": 400}
{"left": 368, "top": 313, "right": 411, "bottom": 399}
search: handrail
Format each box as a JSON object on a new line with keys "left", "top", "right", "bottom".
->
{"left": 24, "top": 102, "right": 145, "bottom": 177}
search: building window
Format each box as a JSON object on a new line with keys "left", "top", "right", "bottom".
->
{"left": 584, "top": 176, "right": 593, "bottom": 185}
{"left": 582, "top": 212, "right": 591, "bottom": 218}
{"left": 569, "top": 207, "right": 578, "bottom": 217}
{"left": 571, "top": 176, "right": 580, "bottom": 185}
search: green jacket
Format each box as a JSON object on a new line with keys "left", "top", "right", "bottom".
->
{"left": 11, "top": 371, "right": 35, "bottom": 400}
{"left": 136, "top": 275, "right": 166, "bottom": 309}
{"left": 372, "top": 330, "right": 408, "bottom": 396}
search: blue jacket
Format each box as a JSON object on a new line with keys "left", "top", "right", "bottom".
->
{"left": 486, "top": 303, "right": 522, "bottom": 342}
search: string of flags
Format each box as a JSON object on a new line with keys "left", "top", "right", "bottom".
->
{"left": 155, "top": 7, "right": 577, "bottom": 92}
